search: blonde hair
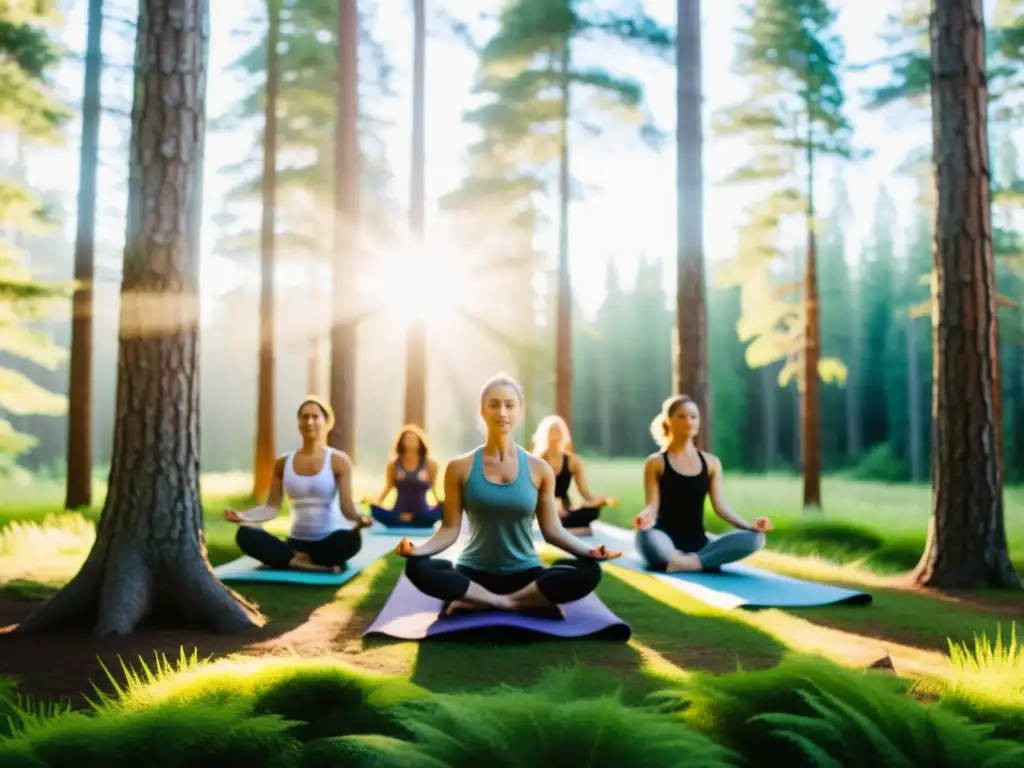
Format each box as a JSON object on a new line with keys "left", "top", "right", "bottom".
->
{"left": 479, "top": 371, "right": 524, "bottom": 405}
{"left": 530, "top": 414, "right": 573, "bottom": 454}
{"left": 297, "top": 395, "right": 336, "bottom": 431}
{"left": 649, "top": 395, "right": 696, "bottom": 449}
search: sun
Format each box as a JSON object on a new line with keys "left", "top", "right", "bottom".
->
{"left": 360, "top": 247, "right": 470, "bottom": 327}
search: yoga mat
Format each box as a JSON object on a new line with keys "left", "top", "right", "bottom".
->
{"left": 590, "top": 522, "right": 872, "bottom": 610}
{"left": 214, "top": 531, "right": 397, "bottom": 586}
{"left": 371, "top": 525, "right": 439, "bottom": 537}
{"left": 364, "top": 575, "right": 631, "bottom": 642}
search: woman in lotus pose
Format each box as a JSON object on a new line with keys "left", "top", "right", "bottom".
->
{"left": 530, "top": 415, "right": 616, "bottom": 536}
{"left": 395, "top": 373, "right": 621, "bottom": 617}
{"left": 224, "top": 396, "right": 372, "bottom": 573}
{"left": 366, "top": 424, "right": 442, "bottom": 528}
{"left": 634, "top": 394, "right": 772, "bottom": 573}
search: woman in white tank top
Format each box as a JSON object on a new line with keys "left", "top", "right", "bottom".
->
{"left": 224, "top": 397, "right": 372, "bottom": 572}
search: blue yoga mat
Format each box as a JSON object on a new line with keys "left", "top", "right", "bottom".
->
{"left": 371, "top": 525, "right": 439, "bottom": 537}
{"left": 589, "top": 522, "right": 872, "bottom": 610}
{"left": 214, "top": 531, "right": 397, "bottom": 586}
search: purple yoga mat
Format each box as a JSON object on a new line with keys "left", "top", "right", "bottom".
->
{"left": 364, "top": 575, "right": 631, "bottom": 642}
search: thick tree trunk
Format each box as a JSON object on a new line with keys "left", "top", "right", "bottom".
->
{"left": 802, "top": 143, "right": 822, "bottom": 509}
{"left": 252, "top": 0, "right": 280, "bottom": 500}
{"left": 329, "top": 0, "right": 360, "bottom": 457}
{"left": 673, "top": 0, "right": 710, "bottom": 451}
{"left": 403, "top": 0, "right": 427, "bottom": 428}
{"left": 555, "top": 44, "right": 573, "bottom": 432}
{"left": 65, "top": 0, "right": 104, "bottom": 510}
{"left": 16, "top": 0, "right": 263, "bottom": 636}
{"left": 914, "top": 0, "right": 1018, "bottom": 589}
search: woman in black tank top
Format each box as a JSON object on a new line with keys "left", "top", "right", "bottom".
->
{"left": 634, "top": 395, "right": 773, "bottom": 573}
{"left": 530, "top": 415, "right": 618, "bottom": 535}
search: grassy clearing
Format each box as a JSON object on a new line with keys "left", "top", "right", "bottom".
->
{"left": 0, "top": 651, "right": 1022, "bottom": 767}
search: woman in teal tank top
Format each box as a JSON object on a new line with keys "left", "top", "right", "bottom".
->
{"left": 395, "top": 373, "right": 621, "bottom": 616}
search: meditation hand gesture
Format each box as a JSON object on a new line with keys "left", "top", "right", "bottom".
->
{"left": 604, "top": 497, "right": 620, "bottom": 507}
{"left": 752, "top": 517, "right": 773, "bottom": 533}
{"left": 588, "top": 544, "right": 621, "bottom": 561}
{"left": 356, "top": 514, "right": 374, "bottom": 529}
{"left": 223, "top": 508, "right": 242, "bottom": 523}
{"left": 395, "top": 537, "right": 417, "bottom": 558}
{"left": 633, "top": 511, "right": 654, "bottom": 531}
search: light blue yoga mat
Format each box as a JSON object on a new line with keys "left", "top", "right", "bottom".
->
{"left": 371, "top": 525, "right": 439, "bottom": 537}
{"left": 214, "top": 531, "right": 397, "bottom": 586}
{"left": 590, "top": 522, "right": 872, "bottom": 610}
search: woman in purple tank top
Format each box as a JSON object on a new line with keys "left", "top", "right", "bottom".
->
{"left": 365, "top": 424, "right": 442, "bottom": 528}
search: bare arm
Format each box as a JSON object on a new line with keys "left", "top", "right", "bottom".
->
{"left": 707, "top": 455, "right": 754, "bottom": 531}
{"left": 639, "top": 454, "right": 663, "bottom": 519}
{"left": 569, "top": 456, "right": 603, "bottom": 505}
{"left": 332, "top": 451, "right": 364, "bottom": 522}
{"left": 534, "top": 458, "right": 595, "bottom": 558}
{"left": 426, "top": 458, "right": 441, "bottom": 502}
{"left": 372, "top": 462, "right": 396, "bottom": 505}
{"left": 408, "top": 459, "right": 464, "bottom": 556}
{"left": 227, "top": 457, "right": 285, "bottom": 522}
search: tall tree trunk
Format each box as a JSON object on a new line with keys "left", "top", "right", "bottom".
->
{"left": 403, "top": 0, "right": 427, "bottom": 428}
{"left": 913, "top": 0, "right": 1018, "bottom": 589}
{"left": 16, "top": 0, "right": 263, "bottom": 637}
{"left": 329, "top": 0, "right": 360, "bottom": 457}
{"left": 555, "top": 43, "right": 573, "bottom": 431}
{"left": 802, "top": 139, "right": 822, "bottom": 509}
{"left": 673, "top": 0, "right": 709, "bottom": 451}
{"left": 252, "top": 0, "right": 280, "bottom": 500}
{"left": 65, "top": 0, "right": 104, "bottom": 510}
{"left": 906, "top": 312, "right": 924, "bottom": 482}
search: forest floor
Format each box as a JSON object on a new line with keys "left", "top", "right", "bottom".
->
{"left": 1, "top": 464, "right": 1022, "bottom": 708}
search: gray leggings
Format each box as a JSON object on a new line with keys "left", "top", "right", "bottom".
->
{"left": 636, "top": 528, "right": 765, "bottom": 572}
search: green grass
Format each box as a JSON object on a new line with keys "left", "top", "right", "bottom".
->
{"left": 2, "top": 462, "right": 1023, "bottom": 739}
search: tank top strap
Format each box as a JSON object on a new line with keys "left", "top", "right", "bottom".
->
{"left": 515, "top": 446, "right": 533, "bottom": 488}
{"left": 696, "top": 450, "right": 708, "bottom": 476}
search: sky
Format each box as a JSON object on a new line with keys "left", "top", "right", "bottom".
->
{"left": 18, "top": 0, "right": 1007, "bottom": 320}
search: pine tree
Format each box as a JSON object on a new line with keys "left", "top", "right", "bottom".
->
{"left": 715, "top": 0, "right": 851, "bottom": 508}
{"left": 0, "top": 3, "right": 72, "bottom": 480}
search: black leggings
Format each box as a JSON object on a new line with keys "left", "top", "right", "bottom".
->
{"left": 405, "top": 556, "right": 602, "bottom": 605}
{"left": 561, "top": 506, "right": 600, "bottom": 528}
{"left": 236, "top": 525, "right": 362, "bottom": 570}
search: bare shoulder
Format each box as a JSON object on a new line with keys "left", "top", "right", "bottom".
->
{"left": 525, "top": 451, "right": 555, "bottom": 487}
{"left": 702, "top": 451, "right": 723, "bottom": 475}
{"left": 445, "top": 450, "right": 476, "bottom": 481}
{"left": 427, "top": 456, "right": 439, "bottom": 473}
{"left": 643, "top": 452, "right": 665, "bottom": 470}
{"left": 330, "top": 449, "right": 353, "bottom": 474}
{"left": 272, "top": 455, "right": 288, "bottom": 474}
{"left": 568, "top": 453, "right": 585, "bottom": 472}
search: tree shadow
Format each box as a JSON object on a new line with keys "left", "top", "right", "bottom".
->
{"left": 0, "top": 569, "right": 344, "bottom": 707}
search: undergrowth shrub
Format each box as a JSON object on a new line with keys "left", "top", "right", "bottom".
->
{"left": 318, "top": 671, "right": 739, "bottom": 768}
{"left": 939, "top": 623, "right": 1024, "bottom": 740}
{"left": 0, "top": 651, "right": 429, "bottom": 765}
{"left": 652, "top": 653, "right": 1024, "bottom": 767}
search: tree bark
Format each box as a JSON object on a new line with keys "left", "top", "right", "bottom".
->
{"left": 403, "top": 0, "right": 427, "bottom": 428}
{"left": 17, "top": 0, "right": 264, "bottom": 636}
{"left": 801, "top": 139, "right": 822, "bottom": 509}
{"left": 906, "top": 312, "right": 924, "bottom": 482}
{"left": 329, "top": 0, "right": 360, "bottom": 457}
{"left": 554, "top": 43, "right": 573, "bottom": 432}
{"left": 913, "top": 0, "right": 1018, "bottom": 589}
{"left": 673, "top": 0, "right": 710, "bottom": 452}
{"left": 252, "top": 0, "right": 280, "bottom": 500}
{"left": 65, "top": 0, "right": 104, "bottom": 511}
